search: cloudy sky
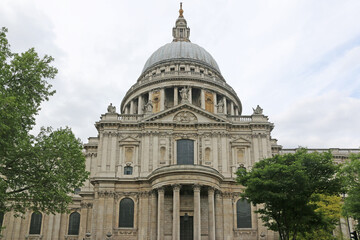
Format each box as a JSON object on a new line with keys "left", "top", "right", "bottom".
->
{"left": 1, "top": 0, "right": 360, "bottom": 148}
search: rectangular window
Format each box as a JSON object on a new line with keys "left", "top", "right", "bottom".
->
{"left": 124, "top": 166, "right": 133, "bottom": 175}
{"left": 177, "top": 140, "right": 194, "bottom": 165}
{"left": 170, "top": 67, "right": 175, "bottom": 71}
{"left": 190, "top": 68, "right": 195, "bottom": 72}
{"left": 180, "top": 67, "right": 185, "bottom": 71}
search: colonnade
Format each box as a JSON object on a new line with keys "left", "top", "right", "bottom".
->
{"left": 155, "top": 184, "right": 216, "bottom": 240}
{"left": 123, "top": 87, "right": 239, "bottom": 116}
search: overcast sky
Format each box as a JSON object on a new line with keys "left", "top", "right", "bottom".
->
{"left": 1, "top": 0, "right": 360, "bottom": 148}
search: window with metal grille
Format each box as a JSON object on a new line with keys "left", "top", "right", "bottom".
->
{"left": 68, "top": 212, "right": 80, "bottom": 235}
{"left": 119, "top": 198, "right": 134, "bottom": 228}
{"left": 236, "top": 199, "right": 252, "bottom": 228}
{"left": 177, "top": 139, "right": 194, "bottom": 165}
{"left": 29, "top": 212, "right": 42, "bottom": 234}
{"left": 124, "top": 166, "right": 133, "bottom": 175}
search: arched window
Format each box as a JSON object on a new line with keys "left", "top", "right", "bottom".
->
{"left": 119, "top": 198, "right": 134, "bottom": 228}
{"left": 177, "top": 139, "right": 194, "bottom": 165}
{"left": 68, "top": 212, "right": 80, "bottom": 235}
{"left": 236, "top": 199, "right": 252, "bottom": 228}
{"left": 124, "top": 166, "right": 133, "bottom": 175}
{"left": 29, "top": 212, "right": 42, "bottom": 234}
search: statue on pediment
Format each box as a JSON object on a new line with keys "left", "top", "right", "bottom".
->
{"left": 180, "top": 86, "right": 189, "bottom": 103}
{"left": 144, "top": 100, "right": 153, "bottom": 113}
{"left": 252, "top": 105, "right": 263, "bottom": 114}
{"left": 107, "top": 103, "right": 116, "bottom": 113}
{"left": 216, "top": 99, "right": 224, "bottom": 113}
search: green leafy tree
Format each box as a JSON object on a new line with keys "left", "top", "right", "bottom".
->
{"left": 297, "top": 194, "right": 342, "bottom": 240}
{"left": 237, "top": 148, "right": 342, "bottom": 240}
{"left": 341, "top": 153, "right": 360, "bottom": 230}
{"left": 0, "top": 27, "right": 88, "bottom": 216}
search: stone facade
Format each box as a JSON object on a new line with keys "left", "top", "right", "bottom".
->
{"left": 1, "top": 5, "right": 359, "bottom": 240}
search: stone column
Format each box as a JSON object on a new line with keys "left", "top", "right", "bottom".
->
{"left": 230, "top": 101, "right": 234, "bottom": 115}
{"left": 200, "top": 89, "right": 205, "bottom": 109}
{"left": 214, "top": 94, "right": 217, "bottom": 114}
{"left": 235, "top": 107, "right": 239, "bottom": 115}
{"left": 130, "top": 100, "right": 135, "bottom": 114}
{"left": 223, "top": 96, "right": 227, "bottom": 115}
{"left": 208, "top": 188, "right": 216, "bottom": 240}
{"left": 125, "top": 105, "right": 129, "bottom": 114}
{"left": 157, "top": 188, "right": 165, "bottom": 240}
{"left": 150, "top": 191, "right": 157, "bottom": 240}
{"left": 215, "top": 192, "right": 224, "bottom": 239}
{"left": 138, "top": 95, "right": 143, "bottom": 114}
{"left": 160, "top": 88, "right": 165, "bottom": 111}
{"left": 193, "top": 184, "right": 201, "bottom": 240}
{"left": 174, "top": 87, "right": 178, "bottom": 105}
{"left": 172, "top": 184, "right": 181, "bottom": 240}
{"left": 188, "top": 87, "right": 192, "bottom": 104}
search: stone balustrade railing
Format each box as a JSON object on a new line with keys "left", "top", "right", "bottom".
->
{"left": 118, "top": 114, "right": 144, "bottom": 121}
{"left": 281, "top": 148, "right": 360, "bottom": 154}
{"left": 227, "top": 115, "right": 252, "bottom": 122}
{"left": 117, "top": 114, "right": 254, "bottom": 123}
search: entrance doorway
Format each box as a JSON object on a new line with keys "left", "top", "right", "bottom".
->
{"left": 180, "top": 215, "right": 193, "bottom": 240}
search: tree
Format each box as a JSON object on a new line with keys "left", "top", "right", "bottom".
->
{"left": 297, "top": 194, "right": 342, "bottom": 240}
{"left": 341, "top": 153, "right": 360, "bottom": 230}
{"left": 237, "top": 148, "right": 343, "bottom": 240}
{"left": 0, "top": 27, "right": 88, "bottom": 215}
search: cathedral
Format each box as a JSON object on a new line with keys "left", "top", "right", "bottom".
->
{"left": 0, "top": 4, "right": 358, "bottom": 240}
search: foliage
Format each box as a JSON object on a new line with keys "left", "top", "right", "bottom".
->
{"left": 237, "top": 148, "right": 343, "bottom": 240}
{"left": 297, "top": 194, "right": 342, "bottom": 240}
{"left": 340, "top": 153, "right": 360, "bottom": 230}
{"left": 0, "top": 27, "right": 88, "bottom": 215}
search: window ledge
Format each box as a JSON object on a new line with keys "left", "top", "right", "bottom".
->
{"left": 25, "top": 235, "right": 43, "bottom": 240}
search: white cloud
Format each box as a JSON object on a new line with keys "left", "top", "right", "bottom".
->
{"left": 1, "top": 0, "right": 359, "bottom": 148}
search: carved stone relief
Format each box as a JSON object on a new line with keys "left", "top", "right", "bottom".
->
{"left": 173, "top": 111, "right": 197, "bottom": 123}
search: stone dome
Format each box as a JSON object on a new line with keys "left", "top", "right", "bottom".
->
{"left": 142, "top": 41, "right": 221, "bottom": 74}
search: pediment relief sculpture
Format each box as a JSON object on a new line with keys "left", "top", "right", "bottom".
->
{"left": 173, "top": 111, "right": 197, "bottom": 123}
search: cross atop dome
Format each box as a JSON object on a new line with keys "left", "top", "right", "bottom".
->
{"left": 172, "top": 2, "right": 190, "bottom": 42}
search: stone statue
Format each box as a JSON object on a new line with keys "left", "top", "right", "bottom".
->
{"left": 180, "top": 87, "right": 189, "bottom": 103}
{"left": 107, "top": 103, "right": 116, "bottom": 113}
{"left": 252, "top": 105, "right": 263, "bottom": 115}
{"left": 144, "top": 100, "right": 153, "bottom": 113}
{"left": 216, "top": 99, "right": 224, "bottom": 113}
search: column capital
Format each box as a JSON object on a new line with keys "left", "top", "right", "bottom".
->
{"left": 193, "top": 184, "right": 201, "bottom": 192}
{"left": 207, "top": 187, "right": 216, "bottom": 194}
{"left": 172, "top": 184, "right": 181, "bottom": 191}
{"left": 157, "top": 187, "right": 165, "bottom": 194}
{"left": 215, "top": 190, "right": 223, "bottom": 199}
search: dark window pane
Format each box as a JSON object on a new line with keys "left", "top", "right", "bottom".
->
{"left": 68, "top": 212, "right": 80, "bottom": 235}
{"left": 177, "top": 139, "right": 194, "bottom": 165}
{"left": 237, "top": 199, "right": 252, "bottom": 228}
{"left": 119, "top": 198, "right": 134, "bottom": 228}
{"left": 124, "top": 166, "right": 133, "bottom": 175}
{"left": 29, "top": 212, "right": 42, "bottom": 234}
{"left": 0, "top": 212, "right": 4, "bottom": 229}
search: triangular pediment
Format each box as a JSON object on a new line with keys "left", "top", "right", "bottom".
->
{"left": 141, "top": 103, "right": 229, "bottom": 124}
{"left": 231, "top": 137, "right": 252, "bottom": 146}
{"left": 119, "top": 136, "right": 140, "bottom": 144}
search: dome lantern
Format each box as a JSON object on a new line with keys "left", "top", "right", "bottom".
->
{"left": 172, "top": 3, "right": 190, "bottom": 42}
